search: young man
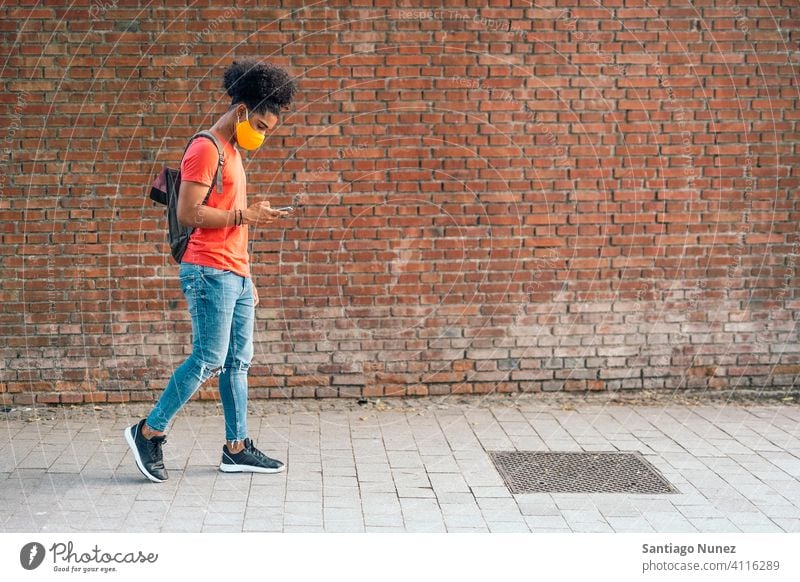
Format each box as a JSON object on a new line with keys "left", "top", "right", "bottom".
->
{"left": 125, "top": 59, "right": 298, "bottom": 482}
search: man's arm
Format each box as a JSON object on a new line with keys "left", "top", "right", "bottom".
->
{"left": 176, "top": 179, "right": 240, "bottom": 229}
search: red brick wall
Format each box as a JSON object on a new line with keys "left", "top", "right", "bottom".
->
{"left": 1, "top": 1, "right": 798, "bottom": 405}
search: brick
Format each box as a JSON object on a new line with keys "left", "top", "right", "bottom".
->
{"left": 0, "top": 5, "right": 794, "bottom": 401}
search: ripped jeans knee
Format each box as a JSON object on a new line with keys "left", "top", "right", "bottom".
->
{"left": 199, "top": 360, "right": 225, "bottom": 381}
{"left": 221, "top": 359, "right": 251, "bottom": 375}
{"left": 146, "top": 354, "right": 224, "bottom": 433}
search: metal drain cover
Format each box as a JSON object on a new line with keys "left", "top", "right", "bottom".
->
{"left": 489, "top": 451, "right": 679, "bottom": 494}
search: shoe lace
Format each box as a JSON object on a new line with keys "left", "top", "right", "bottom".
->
{"left": 245, "top": 439, "right": 272, "bottom": 464}
{"left": 147, "top": 436, "right": 166, "bottom": 462}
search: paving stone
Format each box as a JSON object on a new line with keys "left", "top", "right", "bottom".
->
{"left": 392, "top": 472, "right": 431, "bottom": 488}
{"left": 242, "top": 519, "right": 283, "bottom": 532}
{"left": 561, "top": 509, "right": 607, "bottom": 523}
{"left": 642, "top": 511, "right": 698, "bottom": 532}
{"left": 429, "top": 473, "right": 471, "bottom": 493}
{"left": 515, "top": 500, "right": 560, "bottom": 516}
{"left": 202, "top": 511, "right": 243, "bottom": 526}
{"left": 387, "top": 451, "right": 424, "bottom": 469}
{"left": 476, "top": 497, "right": 520, "bottom": 513}
{"left": 320, "top": 464, "right": 357, "bottom": 478}
{"left": 606, "top": 516, "right": 656, "bottom": 532}
{"left": 399, "top": 497, "right": 439, "bottom": 511}
{"left": 471, "top": 486, "right": 512, "bottom": 498}
{"left": 323, "top": 494, "right": 362, "bottom": 508}
{"left": 523, "top": 515, "right": 570, "bottom": 529}
{"left": 442, "top": 511, "right": 488, "bottom": 527}
{"left": 323, "top": 521, "right": 365, "bottom": 532}
{"left": 359, "top": 481, "right": 397, "bottom": 493}
{"left": 629, "top": 498, "right": 679, "bottom": 512}
{"left": 421, "top": 455, "right": 460, "bottom": 473}
{"left": 734, "top": 523, "right": 784, "bottom": 532}
{"left": 569, "top": 521, "right": 615, "bottom": 532}
{"left": 592, "top": 502, "right": 641, "bottom": 518}
{"left": 172, "top": 494, "right": 213, "bottom": 508}
{"left": 283, "top": 500, "right": 323, "bottom": 514}
{"left": 363, "top": 513, "right": 404, "bottom": 527}
{"left": 201, "top": 524, "right": 242, "bottom": 532}
{"left": 687, "top": 517, "right": 741, "bottom": 532}
{"left": 434, "top": 492, "right": 475, "bottom": 505}
{"left": 0, "top": 399, "right": 797, "bottom": 533}
{"left": 724, "top": 510, "right": 777, "bottom": 524}
{"left": 439, "top": 502, "right": 481, "bottom": 517}
{"left": 206, "top": 500, "right": 247, "bottom": 513}
{"left": 284, "top": 514, "right": 323, "bottom": 527}
{"left": 550, "top": 496, "right": 597, "bottom": 511}
{"left": 396, "top": 486, "right": 436, "bottom": 498}
{"left": 677, "top": 505, "right": 726, "bottom": 519}
{"left": 486, "top": 521, "right": 531, "bottom": 533}
{"left": 285, "top": 490, "right": 323, "bottom": 503}
{"left": 404, "top": 520, "right": 447, "bottom": 532}
{"left": 480, "top": 509, "right": 526, "bottom": 522}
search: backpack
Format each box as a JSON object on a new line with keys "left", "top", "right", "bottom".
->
{"left": 149, "top": 130, "right": 225, "bottom": 264}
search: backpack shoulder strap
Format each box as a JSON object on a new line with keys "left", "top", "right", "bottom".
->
{"left": 182, "top": 130, "right": 225, "bottom": 196}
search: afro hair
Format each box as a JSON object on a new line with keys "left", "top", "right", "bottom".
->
{"left": 223, "top": 59, "right": 298, "bottom": 117}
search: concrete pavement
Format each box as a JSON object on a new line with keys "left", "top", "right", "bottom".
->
{"left": 1, "top": 391, "right": 799, "bottom": 533}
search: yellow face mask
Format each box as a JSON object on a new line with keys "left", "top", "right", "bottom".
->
{"left": 235, "top": 108, "right": 266, "bottom": 150}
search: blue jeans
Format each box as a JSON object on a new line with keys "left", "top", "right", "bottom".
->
{"left": 147, "top": 262, "right": 254, "bottom": 444}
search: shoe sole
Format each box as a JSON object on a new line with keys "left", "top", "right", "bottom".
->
{"left": 218, "top": 462, "right": 286, "bottom": 474}
{"left": 124, "top": 425, "right": 167, "bottom": 483}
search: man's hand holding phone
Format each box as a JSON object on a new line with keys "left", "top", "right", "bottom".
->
{"left": 243, "top": 201, "right": 292, "bottom": 227}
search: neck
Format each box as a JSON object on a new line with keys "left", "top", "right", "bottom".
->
{"left": 211, "top": 109, "right": 238, "bottom": 147}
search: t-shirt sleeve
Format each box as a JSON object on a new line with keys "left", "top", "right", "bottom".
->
{"left": 180, "top": 138, "right": 218, "bottom": 186}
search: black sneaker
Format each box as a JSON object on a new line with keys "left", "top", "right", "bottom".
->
{"left": 124, "top": 418, "right": 168, "bottom": 483}
{"left": 219, "top": 438, "right": 285, "bottom": 474}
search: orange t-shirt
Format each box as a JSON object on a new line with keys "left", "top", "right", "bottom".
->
{"left": 180, "top": 129, "right": 250, "bottom": 278}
